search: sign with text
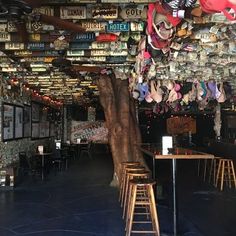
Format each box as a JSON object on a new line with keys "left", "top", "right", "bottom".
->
{"left": 120, "top": 6, "right": 147, "bottom": 20}
{"left": 167, "top": 117, "right": 196, "bottom": 135}
{"left": 71, "top": 121, "right": 108, "bottom": 143}
{"left": 73, "top": 32, "right": 96, "bottom": 42}
{"left": 107, "top": 22, "right": 130, "bottom": 32}
{"left": 5, "top": 43, "right": 25, "bottom": 50}
{"left": 80, "top": 21, "right": 107, "bottom": 31}
{"left": 60, "top": 6, "right": 87, "bottom": 19}
{"left": 90, "top": 5, "right": 118, "bottom": 19}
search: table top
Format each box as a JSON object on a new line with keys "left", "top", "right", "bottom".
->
{"left": 139, "top": 146, "right": 214, "bottom": 160}
{"left": 35, "top": 152, "right": 52, "bottom": 156}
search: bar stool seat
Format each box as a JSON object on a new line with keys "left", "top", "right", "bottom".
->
{"left": 215, "top": 158, "right": 236, "bottom": 191}
{"left": 126, "top": 178, "right": 160, "bottom": 236}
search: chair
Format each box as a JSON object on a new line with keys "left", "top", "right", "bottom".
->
{"left": 79, "top": 142, "right": 92, "bottom": 159}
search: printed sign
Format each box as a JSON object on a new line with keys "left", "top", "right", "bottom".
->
{"left": 29, "top": 21, "right": 54, "bottom": 32}
{"left": 107, "top": 22, "right": 130, "bottom": 32}
{"left": 60, "top": 6, "right": 87, "bottom": 19}
{"left": 71, "top": 121, "right": 108, "bottom": 143}
{"left": 90, "top": 5, "right": 118, "bottom": 19}
{"left": 0, "top": 33, "right": 11, "bottom": 42}
{"left": 80, "top": 21, "right": 107, "bottom": 31}
{"left": 120, "top": 6, "right": 147, "bottom": 19}
{"left": 73, "top": 32, "right": 96, "bottom": 42}
{"left": 67, "top": 56, "right": 106, "bottom": 62}
{"left": 5, "top": 43, "right": 25, "bottom": 50}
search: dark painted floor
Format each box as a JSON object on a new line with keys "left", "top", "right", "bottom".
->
{"left": 0, "top": 150, "right": 235, "bottom": 236}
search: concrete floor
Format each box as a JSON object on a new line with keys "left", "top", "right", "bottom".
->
{"left": 0, "top": 150, "right": 235, "bottom": 236}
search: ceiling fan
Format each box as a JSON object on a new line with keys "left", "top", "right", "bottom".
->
{"left": 0, "top": 0, "right": 86, "bottom": 42}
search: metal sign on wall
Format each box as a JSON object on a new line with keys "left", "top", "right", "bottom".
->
{"left": 107, "top": 22, "right": 130, "bottom": 32}
{"left": 80, "top": 21, "right": 107, "bottom": 31}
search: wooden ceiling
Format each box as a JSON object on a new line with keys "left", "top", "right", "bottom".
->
{"left": 0, "top": 0, "right": 236, "bottom": 105}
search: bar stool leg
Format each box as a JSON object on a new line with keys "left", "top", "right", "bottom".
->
{"left": 220, "top": 160, "right": 225, "bottom": 191}
{"left": 230, "top": 161, "right": 236, "bottom": 188}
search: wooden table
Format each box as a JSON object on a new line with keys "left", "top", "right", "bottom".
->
{"left": 139, "top": 146, "right": 215, "bottom": 236}
{"left": 35, "top": 152, "right": 52, "bottom": 181}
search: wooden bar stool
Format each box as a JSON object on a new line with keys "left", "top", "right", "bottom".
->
{"left": 120, "top": 165, "right": 145, "bottom": 207}
{"left": 123, "top": 170, "right": 150, "bottom": 219}
{"left": 197, "top": 159, "right": 209, "bottom": 181}
{"left": 126, "top": 179, "right": 160, "bottom": 236}
{"left": 208, "top": 157, "right": 220, "bottom": 185}
{"left": 215, "top": 158, "right": 236, "bottom": 191}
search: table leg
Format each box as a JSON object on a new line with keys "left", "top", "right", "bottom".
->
{"left": 42, "top": 155, "right": 44, "bottom": 181}
{"left": 153, "top": 155, "right": 156, "bottom": 179}
{"left": 172, "top": 159, "right": 177, "bottom": 236}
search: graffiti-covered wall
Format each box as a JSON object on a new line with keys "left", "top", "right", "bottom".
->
{"left": 70, "top": 120, "right": 108, "bottom": 144}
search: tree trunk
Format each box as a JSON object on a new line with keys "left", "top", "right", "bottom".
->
{"left": 96, "top": 73, "right": 146, "bottom": 187}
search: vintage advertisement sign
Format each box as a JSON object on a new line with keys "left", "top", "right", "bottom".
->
{"left": 107, "top": 22, "right": 130, "bottom": 32}
{"left": 80, "top": 21, "right": 107, "bottom": 32}
{"left": 89, "top": 5, "right": 118, "bottom": 19}
{"left": 167, "top": 117, "right": 196, "bottom": 135}
{"left": 60, "top": 6, "right": 87, "bottom": 19}
{"left": 0, "top": 33, "right": 11, "bottom": 42}
{"left": 70, "top": 121, "right": 108, "bottom": 143}
{"left": 119, "top": 6, "right": 147, "bottom": 19}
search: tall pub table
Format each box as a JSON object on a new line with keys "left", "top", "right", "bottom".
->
{"left": 35, "top": 152, "right": 52, "bottom": 181}
{"left": 139, "top": 145, "right": 215, "bottom": 236}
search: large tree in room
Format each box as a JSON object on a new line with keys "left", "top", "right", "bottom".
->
{"left": 96, "top": 72, "right": 147, "bottom": 187}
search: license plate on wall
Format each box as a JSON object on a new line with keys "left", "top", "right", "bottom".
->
{"left": 60, "top": 6, "right": 87, "bottom": 19}
{"left": 80, "top": 21, "right": 107, "bottom": 31}
{"left": 73, "top": 33, "right": 96, "bottom": 42}
{"left": 107, "top": 22, "right": 130, "bottom": 32}
{"left": 5, "top": 43, "right": 25, "bottom": 50}
{"left": 0, "top": 33, "right": 10, "bottom": 42}
{"left": 90, "top": 5, "right": 118, "bottom": 19}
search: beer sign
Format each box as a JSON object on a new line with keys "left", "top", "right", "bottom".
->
{"left": 120, "top": 6, "right": 147, "bottom": 20}
{"left": 60, "top": 6, "right": 87, "bottom": 19}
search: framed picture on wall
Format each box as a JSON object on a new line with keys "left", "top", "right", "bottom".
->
{"left": 2, "top": 103, "right": 14, "bottom": 141}
{"left": 14, "top": 106, "right": 23, "bottom": 139}
{"left": 31, "top": 102, "right": 40, "bottom": 122}
{"left": 23, "top": 105, "right": 31, "bottom": 138}
{"left": 32, "top": 122, "right": 39, "bottom": 139}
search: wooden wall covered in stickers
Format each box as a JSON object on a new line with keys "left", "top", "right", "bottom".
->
{"left": 70, "top": 120, "right": 108, "bottom": 144}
